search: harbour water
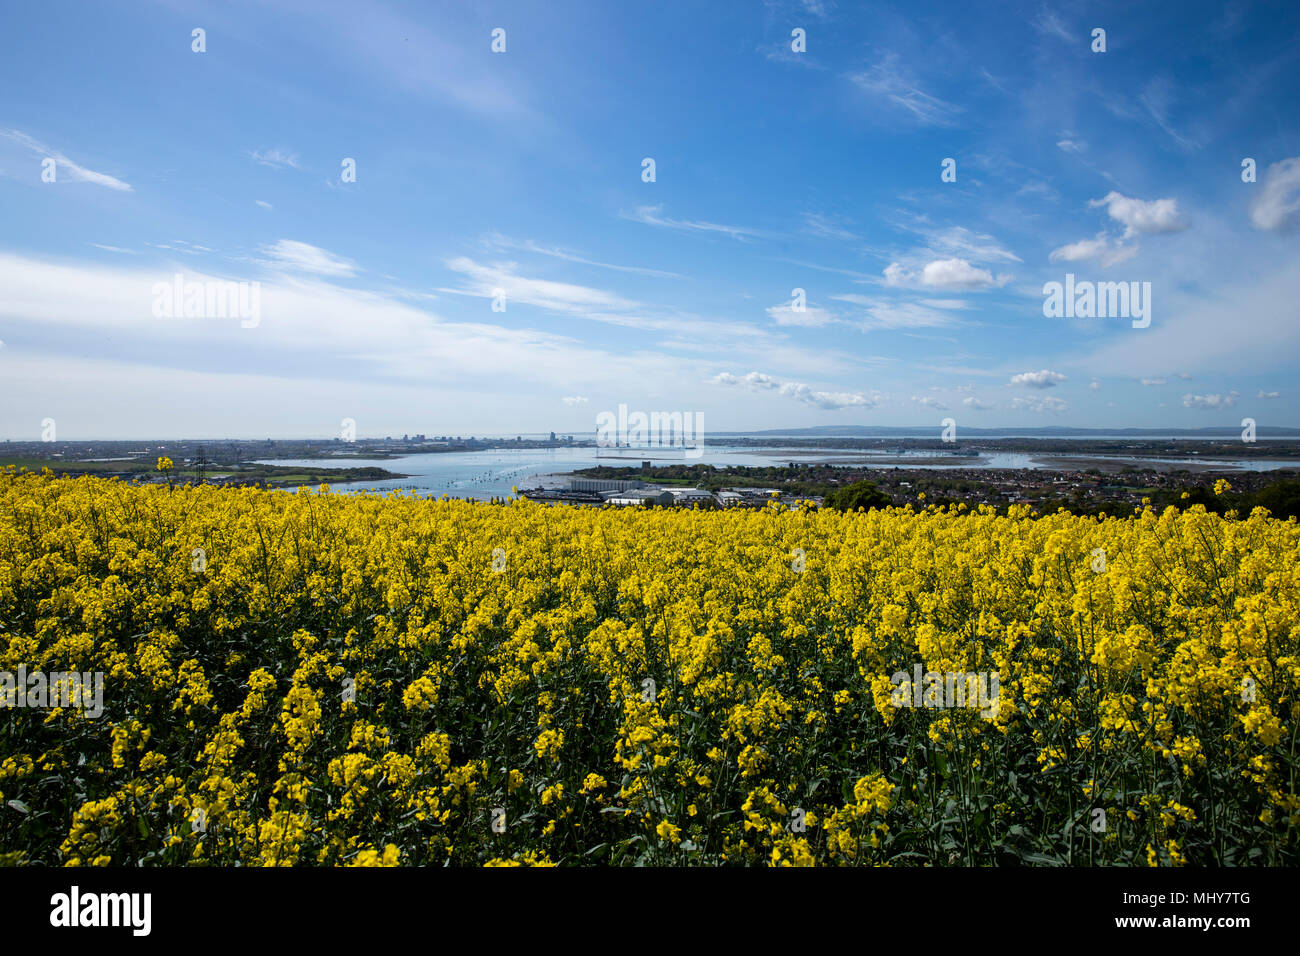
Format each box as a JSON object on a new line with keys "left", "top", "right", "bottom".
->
{"left": 261, "top": 444, "right": 1299, "bottom": 501}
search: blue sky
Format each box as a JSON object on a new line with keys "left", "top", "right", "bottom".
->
{"left": 1, "top": 0, "right": 1298, "bottom": 439}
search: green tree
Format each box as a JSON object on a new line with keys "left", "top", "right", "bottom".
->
{"left": 824, "top": 479, "right": 892, "bottom": 513}
{"left": 1250, "top": 479, "right": 1300, "bottom": 520}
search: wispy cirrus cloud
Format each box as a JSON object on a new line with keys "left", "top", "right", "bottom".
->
{"left": 1, "top": 129, "right": 132, "bottom": 191}
{"left": 250, "top": 148, "right": 302, "bottom": 170}
{"left": 802, "top": 212, "right": 858, "bottom": 241}
{"left": 443, "top": 256, "right": 638, "bottom": 314}
{"left": 1033, "top": 8, "right": 1075, "bottom": 43}
{"left": 903, "top": 224, "right": 1023, "bottom": 264}
{"left": 1139, "top": 76, "right": 1201, "bottom": 151}
{"left": 1249, "top": 157, "right": 1300, "bottom": 232}
{"left": 261, "top": 239, "right": 357, "bottom": 277}
{"left": 1010, "top": 395, "right": 1068, "bottom": 414}
{"left": 483, "top": 234, "right": 683, "bottom": 278}
{"left": 622, "top": 205, "right": 764, "bottom": 241}
{"left": 847, "top": 55, "right": 961, "bottom": 126}
{"left": 831, "top": 295, "right": 960, "bottom": 330}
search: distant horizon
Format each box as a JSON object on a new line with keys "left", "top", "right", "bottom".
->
{"left": 7, "top": 423, "right": 1300, "bottom": 443}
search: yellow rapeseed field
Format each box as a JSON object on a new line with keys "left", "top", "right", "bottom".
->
{"left": 0, "top": 469, "right": 1296, "bottom": 866}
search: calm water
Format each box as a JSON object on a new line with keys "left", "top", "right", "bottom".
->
{"left": 262, "top": 446, "right": 812, "bottom": 500}
{"left": 258, "top": 444, "right": 1298, "bottom": 501}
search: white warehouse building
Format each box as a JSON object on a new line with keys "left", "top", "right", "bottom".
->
{"left": 602, "top": 488, "right": 675, "bottom": 507}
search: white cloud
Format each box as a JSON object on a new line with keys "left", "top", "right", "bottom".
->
{"left": 1010, "top": 369, "right": 1066, "bottom": 389}
{"left": 1257, "top": 390, "right": 1280, "bottom": 399}
{"left": 1049, "top": 233, "right": 1140, "bottom": 267}
{"left": 1182, "top": 391, "right": 1240, "bottom": 409}
{"left": 1249, "top": 157, "right": 1300, "bottom": 232}
{"left": 254, "top": 200, "right": 273, "bottom": 210}
{"left": 911, "top": 395, "right": 950, "bottom": 411}
{"left": 1009, "top": 395, "right": 1068, "bottom": 414}
{"left": 251, "top": 148, "right": 301, "bottom": 170}
{"left": 1089, "top": 380, "right": 1101, "bottom": 391}
{"left": 1089, "top": 191, "right": 1188, "bottom": 238}
{"left": 1056, "top": 138, "right": 1087, "bottom": 154}
{"left": 89, "top": 244, "right": 136, "bottom": 254}
{"left": 561, "top": 396, "right": 589, "bottom": 406}
{"left": 924, "top": 258, "right": 1006, "bottom": 289}
{"left": 0, "top": 129, "right": 132, "bottom": 191}
{"left": 262, "top": 240, "right": 358, "bottom": 277}
{"left": 767, "top": 301, "right": 835, "bottom": 327}
{"left": 1140, "top": 377, "right": 1167, "bottom": 386}
{"left": 713, "top": 371, "right": 879, "bottom": 409}
{"left": 962, "top": 396, "right": 992, "bottom": 410}
{"left": 883, "top": 258, "right": 1008, "bottom": 290}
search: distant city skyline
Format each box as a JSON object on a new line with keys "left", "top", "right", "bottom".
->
{"left": 2, "top": 0, "right": 1299, "bottom": 439}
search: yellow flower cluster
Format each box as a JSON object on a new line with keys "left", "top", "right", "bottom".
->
{"left": 0, "top": 470, "right": 1296, "bottom": 866}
